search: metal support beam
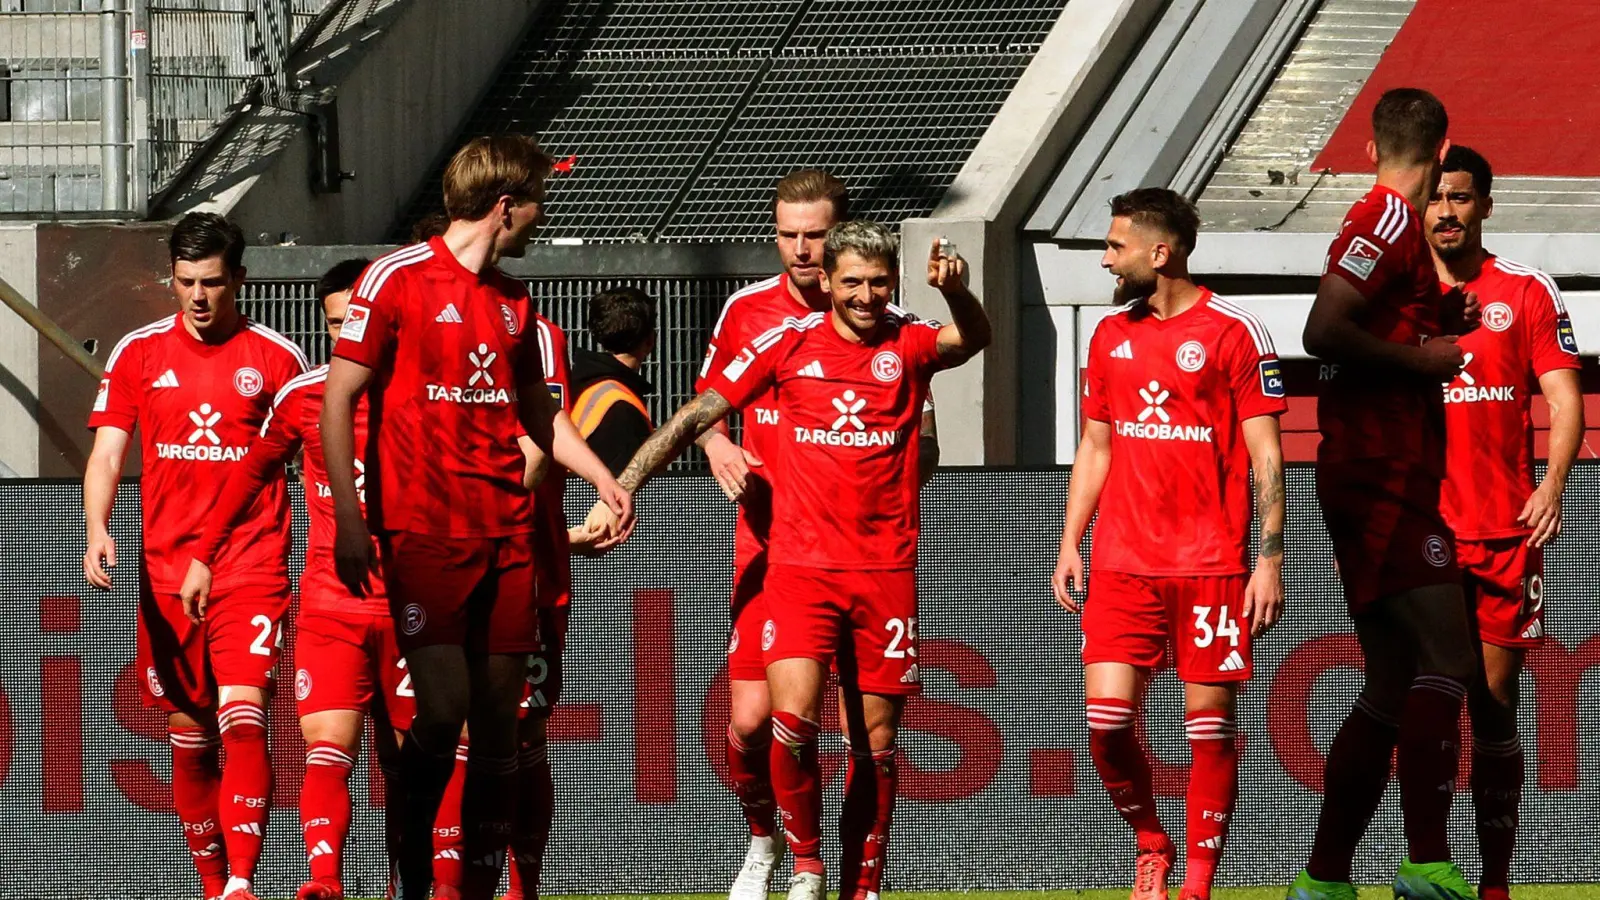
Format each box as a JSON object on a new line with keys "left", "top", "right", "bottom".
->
{"left": 100, "top": 0, "right": 129, "bottom": 211}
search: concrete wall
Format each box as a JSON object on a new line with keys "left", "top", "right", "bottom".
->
{"left": 0, "top": 226, "right": 39, "bottom": 477}
{"left": 192, "top": 0, "right": 543, "bottom": 243}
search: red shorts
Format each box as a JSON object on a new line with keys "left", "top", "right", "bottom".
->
{"left": 1317, "top": 462, "right": 1461, "bottom": 612}
{"left": 380, "top": 530, "right": 544, "bottom": 655}
{"left": 520, "top": 606, "right": 570, "bottom": 718}
{"left": 727, "top": 548, "right": 770, "bottom": 681}
{"left": 1083, "top": 571, "right": 1253, "bottom": 683}
{"left": 1459, "top": 537, "right": 1544, "bottom": 648}
{"left": 293, "top": 606, "right": 415, "bottom": 730}
{"left": 136, "top": 577, "right": 291, "bottom": 714}
{"left": 764, "top": 564, "right": 920, "bottom": 696}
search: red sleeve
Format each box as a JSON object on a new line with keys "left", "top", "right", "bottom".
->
{"left": 193, "top": 385, "right": 304, "bottom": 566}
{"left": 696, "top": 296, "right": 746, "bottom": 394}
{"left": 88, "top": 333, "right": 144, "bottom": 432}
{"left": 544, "top": 319, "right": 572, "bottom": 410}
{"left": 1226, "top": 324, "right": 1288, "bottom": 421}
{"left": 1524, "top": 278, "right": 1581, "bottom": 377}
{"left": 903, "top": 317, "right": 946, "bottom": 378}
{"left": 704, "top": 326, "right": 784, "bottom": 410}
{"left": 332, "top": 263, "right": 399, "bottom": 368}
{"left": 1323, "top": 198, "right": 1410, "bottom": 302}
{"left": 1081, "top": 321, "right": 1110, "bottom": 423}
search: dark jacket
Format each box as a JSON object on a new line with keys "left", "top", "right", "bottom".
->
{"left": 570, "top": 346, "right": 655, "bottom": 476}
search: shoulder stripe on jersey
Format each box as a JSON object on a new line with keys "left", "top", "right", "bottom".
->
{"left": 272, "top": 363, "right": 329, "bottom": 407}
{"left": 1385, "top": 197, "right": 1411, "bottom": 243}
{"left": 1492, "top": 257, "right": 1568, "bottom": 314}
{"left": 104, "top": 315, "right": 178, "bottom": 372}
{"left": 1375, "top": 194, "right": 1409, "bottom": 244}
{"left": 750, "top": 311, "right": 826, "bottom": 352}
{"left": 355, "top": 243, "right": 433, "bottom": 300}
{"left": 1374, "top": 195, "right": 1397, "bottom": 244}
{"left": 885, "top": 303, "right": 943, "bottom": 329}
{"left": 536, "top": 318, "right": 558, "bottom": 380}
{"left": 1209, "top": 296, "right": 1276, "bottom": 355}
{"left": 710, "top": 274, "right": 785, "bottom": 339}
{"left": 246, "top": 321, "right": 311, "bottom": 371}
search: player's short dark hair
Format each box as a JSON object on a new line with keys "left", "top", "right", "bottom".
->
{"left": 1109, "top": 187, "right": 1200, "bottom": 255}
{"left": 588, "top": 286, "right": 656, "bottom": 355}
{"left": 316, "top": 258, "right": 370, "bottom": 311}
{"left": 409, "top": 212, "right": 450, "bottom": 244}
{"left": 1441, "top": 144, "right": 1493, "bottom": 197}
{"left": 823, "top": 220, "right": 898, "bottom": 274}
{"left": 169, "top": 212, "right": 246, "bottom": 271}
{"left": 774, "top": 168, "right": 850, "bottom": 220}
{"left": 1371, "top": 88, "right": 1448, "bottom": 165}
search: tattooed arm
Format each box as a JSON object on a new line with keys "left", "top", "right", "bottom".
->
{"left": 1241, "top": 414, "right": 1285, "bottom": 636}
{"left": 583, "top": 389, "right": 738, "bottom": 533}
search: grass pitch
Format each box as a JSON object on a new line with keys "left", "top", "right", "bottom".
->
{"left": 548, "top": 889, "right": 1600, "bottom": 900}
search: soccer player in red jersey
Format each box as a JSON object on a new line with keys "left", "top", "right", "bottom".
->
{"left": 178, "top": 258, "right": 406, "bottom": 900}
{"left": 591, "top": 221, "right": 989, "bottom": 900}
{"left": 1290, "top": 89, "right": 1481, "bottom": 900}
{"left": 1425, "top": 146, "right": 1583, "bottom": 900}
{"left": 1052, "top": 189, "right": 1286, "bottom": 900}
{"left": 321, "top": 136, "right": 632, "bottom": 900}
{"left": 84, "top": 213, "right": 309, "bottom": 900}
{"left": 695, "top": 171, "right": 938, "bottom": 900}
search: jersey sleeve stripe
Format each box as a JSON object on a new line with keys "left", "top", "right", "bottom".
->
{"left": 711, "top": 275, "right": 784, "bottom": 338}
{"left": 246, "top": 322, "right": 312, "bottom": 371}
{"left": 750, "top": 311, "right": 825, "bottom": 351}
{"left": 1374, "top": 195, "right": 1397, "bottom": 244}
{"left": 1493, "top": 257, "right": 1568, "bottom": 314}
{"left": 104, "top": 315, "right": 177, "bottom": 372}
{"left": 1386, "top": 200, "right": 1410, "bottom": 243}
{"left": 1209, "top": 297, "right": 1277, "bottom": 355}
{"left": 272, "top": 364, "right": 329, "bottom": 408}
{"left": 354, "top": 243, "right": 433, "bottom": 300}
{"left": 536, "top": 319, "right": 557, "bottom": 380}
{"left": 886, "top": 303, "right": 943, "bottom": 329}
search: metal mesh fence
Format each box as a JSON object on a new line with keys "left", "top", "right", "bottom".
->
{"left": 2, "top": 466, "right": 1599, "bottom": 898}
{"left": 397, "top": 0, "right": 1067, "bottom": 242}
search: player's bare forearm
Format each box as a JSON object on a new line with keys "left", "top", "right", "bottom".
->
{"left": 515, "top": 373, "right": 559, "bottom": 457}
{"left": 1242, "top": 415, "right": 1286, "bottom": 561}
{"left": 695, "top": 418, "right": 732, "bottom": 451}
{"left": 1304, "top": 276, "right": 1432, "bottom": 374}
{"left": 320, "top": 359, "right": 371, "bottom": 520}
{"left": 550, "top": 413, "right": 614, "bottom": 491}
{"left": 935, "top": 283, "right": 993, "bottom": 366}
{"left": 1063, "top": 420, "right": 1112, "bottom": 548}
{"left": 618, "top": 389, "right": 734, "bottom": 493}
{"left": 1539, "top": 368, "right": 1584, "bottom": 491}
{"left": 83, "top": 427, "right": 129, "bottom": 537}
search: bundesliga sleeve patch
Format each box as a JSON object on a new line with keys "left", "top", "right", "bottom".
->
{"left": 546, "top": 381, "right": 565, "bottom": 408}
{"left": 1259, "top": 359, "right": 1286, "bottom": 398}
{"left": 1336, "top": 236, "right": 1383, "bottom": 281}
{"left": 93, "top": 378, "right": 109, "bottom": 412}
{"left": 341, "top": 304, "right": 371, "bottom": 343}
{"left": 722, "top": 347, "right": 756, "bottom": 382}
{"left": 1557, "top": 315, "right": 1579, "bottom": 354}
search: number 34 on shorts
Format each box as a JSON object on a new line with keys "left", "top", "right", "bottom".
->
{"left": 1082, "top": 571, "right": 1253, "bottom": 682}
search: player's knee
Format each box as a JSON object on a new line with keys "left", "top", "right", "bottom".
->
{"left": 728, "top": 700, "right": 772, "bottom": 741}
{"left": 862, "top": 719, "right": 897, "bottom": 754}
{"left": 1356, "top": 678, "right": 1410, "bottom": 722}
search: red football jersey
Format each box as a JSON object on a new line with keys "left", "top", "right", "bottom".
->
{"left": 697, "top": 274, "right": 819, "bottom": 566}
{"left": 1317, "top": 185, "right": 1448, "bottom": 472}
{"left": 1082, "top": 292, "right": 1288, "bottom": 576}
{"left": 1442, "top": 256, "right": 1581, "bottom": 539}
{"left": 705, "top": 309, "right": 945, "bottom": 570}
{"left": 195, "top": 365, "right": 388, "bottom": 614}
{"left": 88, "top": 314, "right": 308, "bottom": 592}
{"left": 332, "top": 237, "right": 543, "bottom": 537}
{"left": 529, "top": 314, "right": 574, "bottom": 607}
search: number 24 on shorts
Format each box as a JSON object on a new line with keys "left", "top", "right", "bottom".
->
{"left": 1192, "top": 605, "right": 1240, "bottom": 648}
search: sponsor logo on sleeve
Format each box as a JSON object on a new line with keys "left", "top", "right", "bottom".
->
{"left": 1336, "top": 236, "right": 1384, "bottom": 281}
{"left": 1557, "top": 315, "right": 1579, "bottom": 354}
{"left": 1259, "top": 359, "right": 1285, "bottom": 398}
{"left": 546, "top": 382, "right": 565, "bottom": 408}
{"left": 722, "top": 347, "right": 756, "bottom": 382}
{"left": 94, "top": 378, "right": 109, "bottom": 412}
{"left": 341, "top": 304, "right": 370, "bottom": 343}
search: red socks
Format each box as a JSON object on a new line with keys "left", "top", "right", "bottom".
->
{"left": 1087, "top": 698, "right": 1169, "bottom": 851}
{"left": 1308, "top": 698, "right": 1400, "bottom": 882}
{"left": 1183, "top": 711, "right": 1238, "bottom": 898}
{"left": 770, "top": 712, "right": 824, "bottom": 875}
{"left": 460, "top": 753, "right": 518, "bottom": 900}
{"left": 728, "top": 725, "right": 777, "bottom": 838}
{"left": 432, "top": 742, "right": 470, "bottom": 895}
{"left": 217, "top": 700, "right": 271, "bottom": 887}
{"left": 1472, "top": 734, "right": 1523, "bottom": 889}
{"left": 507, "top": 740, "right": 555, "bottom": 900}
{"left": 301, "top": 742, "right": 355, "bottom": 891}
{"left": 1398, "top": 675, "right": 1468, "bottom": 863}
{"left": 170, "top": 727, "right": 228, "bottom": 899}
{"left": 838, "top": 746, "right": 898, "bottom": 900}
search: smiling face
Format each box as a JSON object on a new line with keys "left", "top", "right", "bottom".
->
{"left": 171, "top": 255, "right": 243, "bottom": 337}
{"left": 1426, "top": 169, "right": 1491, "bottom": 261}
{"left": 822, "top": 250, "right": 897, "bottom": 339}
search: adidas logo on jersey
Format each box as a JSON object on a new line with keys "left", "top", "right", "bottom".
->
{"left": 1109, "top": 340, "right": 1134, "bottom": 359}
{"left": 798, "top": 360, "right": 825, "bottom": 378}
{"left": 435, "top": 303, "right": 464, "bottom": 324}
{"left": 152, "top": 369, "right": 180, "bottom": 388}
{"left": 1218, "top": 650, "right": 1246, "bottom": 673}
